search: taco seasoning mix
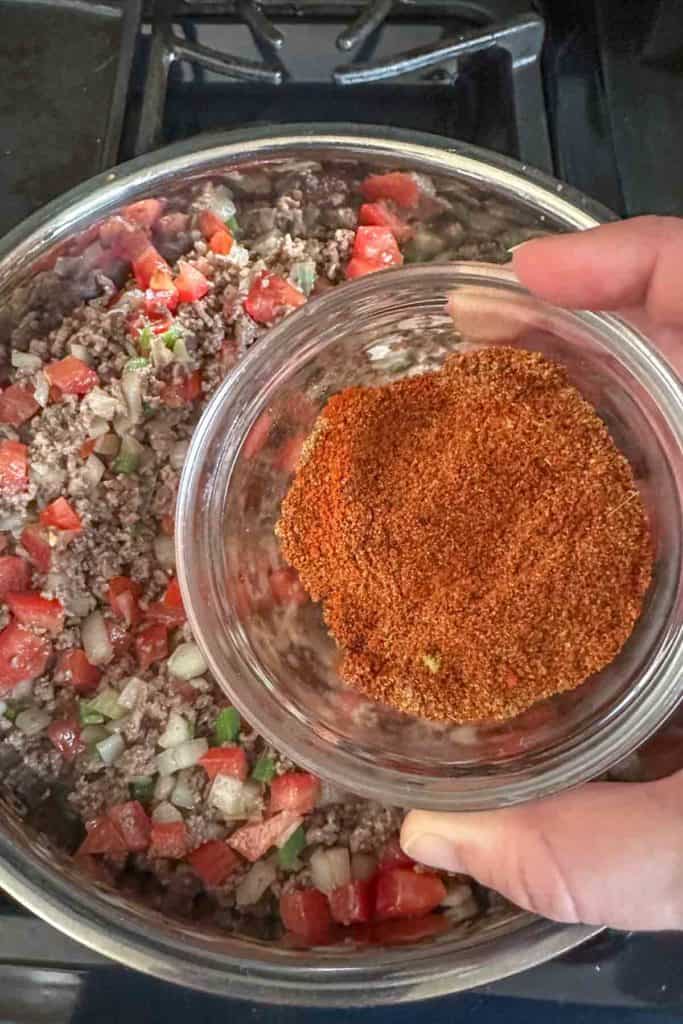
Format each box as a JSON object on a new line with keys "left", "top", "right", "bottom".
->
{"left": 277, "top": 346, "right": 654, "bottom": 723}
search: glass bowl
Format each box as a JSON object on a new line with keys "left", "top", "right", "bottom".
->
{"left": 178, "top": 262, "right": 683, "bottom": 813}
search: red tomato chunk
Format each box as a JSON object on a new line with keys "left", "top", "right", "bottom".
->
{"left": 45, "top": 356, "right": 98, "bottom": 396}
{"left": 244, "top": 272, "right": 305, "bottom": 325}
{"left": 359, "top": 201, "right": 412, "bottom": 243}
{"left": 328, "top": 880, "right": 375, "bottom": 926}
{"left": 79, "top": 814, "right": 127, "bottom": 855}
{"left": 187, "top": 840, "right": 241, "bottom": 887}
{"left": 227, "top": 810, "right": 301, "bottom": 862}
{"left": 374, "top": 868, "right": 446, "bottom": 920}
{"left": 108, "top": 801, "right": 152, "bottom": 852}
{"left": 40, "top": 497, "right": 82, "bottom": 532}
{"left": 135, "top": 623, "right": 168, "bottom": 670}
{"left": 123, "top": 198, "right": 164, "bottom": 229}
{"left": 57, "top": 649, "right": 101, "bottom": 692}
{"left": 107, "top": 575, "right": 142, "bottom": 628}
{"left": 5, "top": 592, "right": 64, "bottom": 636}
{"left": 360, "top": 172, "right": 420, "bottom": 209}
{"left": 48, "top": 717, "right": 84, "bottom": 763}
{"left": 378, "top": 835, "right": 415, "bottom": 872}
{"left": 269, "top": 772, "right": 320, "bottom": 815}
{"left": 20, "top": 524, "right": 51, "bottom": 573}
{"left": 0, "top": 441, "right": 28, "bottom": 494}
{"left": 280, "top": 889, "right": 332, "bottom": 944}
{"left": 199, "top": 746, "right": 248, "bottom": 781}
{"left": 148, "top": 820, "right": 189, "bottom": 859}
{"left": 0, "top": 556, "right": 32, "bottom": 599}
{"left": 0, "top": 384, "right": 39, "bottom": 427}
{"left": 0, "top": 621, "right": 51, "bottom": 692}
{"left": 175, "top": 261, "right": 210, "bottom": 303}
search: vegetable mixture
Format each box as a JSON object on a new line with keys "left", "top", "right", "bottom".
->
{"left": 0, "top": 163, "right": 540, "bottom": 944}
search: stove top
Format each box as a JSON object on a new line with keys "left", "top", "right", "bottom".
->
{"left": 1, "top": 0, "right": 682, "bottom": 1017}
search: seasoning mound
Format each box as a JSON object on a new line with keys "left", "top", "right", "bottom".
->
{"left": 277, "top": 347, "right": 653, "bottom": 723}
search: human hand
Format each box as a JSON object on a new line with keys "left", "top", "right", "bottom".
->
{"left": 401, "top": 216, "right": 683, "bottom": 932}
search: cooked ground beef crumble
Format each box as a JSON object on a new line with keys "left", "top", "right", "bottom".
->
{"left": 0, "top": 163, "right": 541, "bottom": 944}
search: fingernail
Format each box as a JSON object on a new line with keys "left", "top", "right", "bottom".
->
{"left": 507, "top": 241, "right": 530, "bottom": 254}
{"left": 402, "top": 833, "right": 465, "bottom": 873}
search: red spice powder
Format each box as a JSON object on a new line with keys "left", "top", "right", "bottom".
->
{"left": 276, "top": 347, "right": 653, "bottom": 723}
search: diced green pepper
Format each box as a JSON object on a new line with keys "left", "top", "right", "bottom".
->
{"left": 226, "top": 215, "right": 240, "bottom": 237}
{"left": 291, "top": 260, "right": 317, "bottom": 297}
{"left": 89, "top": 687, "right": 125, "bottom": 721}
{"left": 159, "top": 324, "right": 183, "bottom": 350}
{"left": 113, "top": 435, "right": 142, "bottom": 475}
{"left": 129, "top": 775, "right": 155, "bottom": 803}
{"left": 277, "top": 826, "right": 306, "bottom": 869}
{"left": 214, "top": 707, "right": 240, "bottom": 744}
{"left": 79, "top": 700, "right": 105, "bottom": 726}
{"left": 3, "top": 703, "right": 19, "bottom": 722}
{"left": 137, "top": 326, "right": 154, "bottom": 355}
{"left": 124, "top": 357, "right": 150, "bottom": 372}
{"left": 251, "top": 756, "right": 276, "bottom": 783}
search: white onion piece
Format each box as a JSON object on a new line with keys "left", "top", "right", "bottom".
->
{"left": 168, "top": 642, "right": 207, "bottom": 680}
{"left": 85, "top": 387, "right": 123, "bottom": 421}
{"left": 105, "top": 714, "right": 131, "bottom": 734}
{"left": 69, "top": 342, "right": 92, "bottom": 364}
{"left": 34, "top": 373, "right": 49, "bottom": 408}
{"left": 84, "top": 454, "right": 105, "bottom": 490}
{"left": 154, "top": 774, "right": 174, "bottom": 802}
{"left": 158, "top": 711, "right": 191, "bottom": 750}
{"left": 11, "top": 680, "right": 34, "bottom": 701}
{"left": 170, "top": 440, "right": 189, "bottom": 471}
{"left": 351, "top": 852, "right": 377, "bottom": 882}
{"left": 87, "top": 416, "right": 110, "bottom": 439}
{"left": 236, "top": 859, "right": 277, "bottom": 907}
{"left": 310, "top": 847, "right": 351, "bottom": 894}
{"left": 11, "top": 351, "right": 43, "bottom": 371}
{"left": 81, "top": 610, "right": 113, "bottom": 666}
{"left": 156, "top": 738, "right": 208, "bottom": 776}
{"left": 15, "top": 708, "right": 51, "bottom": 737}
{"left": 153, "top": 535, "right": 176, "bottom": 569}
{"left": 121, "top": 368, "right": 144, "bottom": 423}
{"left": 209, "top": 777, "right": 261, "bottom": 820}
{"left": 151, "top": 801, "right": 183, "bottom": 824}
{"left": 96, "top": 732, "right": 125, "bottom": 765}
{"left": 118, "top": 677, "right": 146, "bottom": 710}
{"left": 274, "top": 816, "right": 304, "bottom": 849}
{"left": 170, "top": 770, "right": 197, "bottom": 810}
{"left": 150, "top": 335, "right": 174, "bottom": 369}
{"left": 94, "top": 433, "right": 120, "bottom": 457}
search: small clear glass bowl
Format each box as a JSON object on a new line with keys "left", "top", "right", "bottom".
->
{"left": 177, "top": 263, "right": 683, "bottom": 812}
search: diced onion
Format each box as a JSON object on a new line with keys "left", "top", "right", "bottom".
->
{"left": 87, "top": 416, "right": 111, "bottom": 439}
{"left": 235, "top": 859, "right": 277, "bottom": 907}
{"left": 118, "top": 677, "right": 146, "bottom": 710}
{"left": 155, "top": 737, "right": 208, "bottom": 776}
{"left": 274, "top": 816, "right": 304, "bottom": 849}
{"left": 351, "top": 852, "right": 377, "bottom": 882}
{"left": 105, "top": 714, "right": 131, "bottom": 734}
{"left": 209, "top": 776, "right": 261, "bottom": 820}
{"left": 151, "top": 800, "right": 183, "bottom": 824}
{"left": 121, "top": 368, "right": 144, "bottom": 423}
{"left": 11, "top": 351, "right": 43, "bottom": 371}
{"left": 96, "top": 732, "right": 125, "bottom": 765}
{"left": 34, "top": 373, "right": 49, "bottom": 408}
{"left": 153, "top": 535, "right": 176, "bottom": 569}
{"left": 310, "top": 847, "right": 351, "bottom": 894}
{"left": 154, "top": 774, "right": 174, "bottom": 801}
{"left": 11, "top": 680, "right": 34, "bottom": 701}
{"left": 69, "top": 343, "right": 92, "bottom": 365}
{"left": 94, "top": 433, "right": 120, "bottom": 456}
{"left": 168, "top": 642, "right": 207, "bottom": 680}
{"left": 85, "top": 387, "right": 123, "bottom": 421}
{"left": 171, "top": 769, "right": 197, "bottom": 810}
{"left": 158, "top": 711, "right": 192, "bottom": 750}
{"left": 15, "top": 708, "right": 51, "bottom": 737}
{"left": 170, "top": 440, "right": 189, "bottom": 471}
{"left": 81, "top": 610, "right": 113, "bottom": 666}
{"left": 84, "top": 454, "right": 105, "bottom": 489}
{"left": 150, "top": 335, "right": 174, "bottom": 369}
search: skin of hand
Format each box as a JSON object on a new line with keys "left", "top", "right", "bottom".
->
{"left": 401, "top": 216, "right": 683, "bottom": 932}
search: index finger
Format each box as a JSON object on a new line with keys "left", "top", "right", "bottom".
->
{"left": 512, "top": 216, "right": 683, "bottom": 328}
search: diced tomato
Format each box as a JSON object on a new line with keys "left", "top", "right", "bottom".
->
{"left": 243, "top": 411, "right": 273, "bottom": 459}
{"left": 197, "top": 210, "right": 225, "bottom": 239}
{"left": 148, "top": 820, "right": 188, "bottom": 859}
{"left": 187, "top": 840, "right": 241, "bottom": 887}
{"left": 359, "top": 201, "right": 412, "bottom": 243}
{"left": 160, "top": 370, "right": 202, "bottom": 408}
{"left": 20, "top": 524, "right": 51, "bottom": 573}
{"left": 346, "top": 226, "right": 403, "bottom": 280}
{"left": 375, "top": 868, "right": 446, "bottom": 920}
{"left": 272, "top": 434, "right": 305, "bottom": 474}
{"left": 79, "top": 814, "right": 128, "bottom": 855}
{"left": 209, "top": 230, "right": 233, "bottom": 255}
{"left": 145, "top": 576, "right": 185, "bottom": 627}
{"left": 269, "top": 567, "right": 308, "bottom": 607}
{"left": 107, "top": 576, "right": 142, "bottom": 628}
{"left": 0, "top": 620, "right": 50, "bottom": 692}
{"left": 198, "top": 745, "right": 248, "bottom": 781}
{"left": 368, "top": 913, "right": 450, "bottom": 946}
{"left": 163, "top": 576, "right": 183, "bottom": 608}
{"left": 244, "top": 272, "right": 306, "bottom": 325}
{"left": 45, "top": 356, "right": 98, "bottom": 396}
{"left": 47, "top": 716, "right": 84, "bottom": 763}
{"left": 0, "top": 556, "right": 31, "bottom": 599}
{"left": 175, "top": 261, "right": 210, "bottom": 304}
{"left": 269, "top": 772, "right": 320, "bottom": 815}
{"left": 160, "top": 513, "right": 175, "bottom": 537}
{"left": 280, "top": 888, "right": 332, "bottom": 944}
{"left": 360, "top": 172, "right": 420, "bottom": 209}
{"left": 108, "top": 801, "right": 152, "bottom": 852}
{"left": 40, "top": 497, "right": 82, "bottom": 532}
{"left": 135, "top": 622, "right": 168, "bottom": 670}
{"left": 329, "top": 879, "right": 375, "bottom": 926}
{"left": 123, "top": 198, "right": 164, "bottom": 229}
{"left": 57, "top": 648, "right": 101, "bottom": 692}
{"left": 378, "top": 836, "right": 415, "bottom": 872}
{"left": 0, "top": 440, "right": 28, "bottom": 494}
{"left": 227, "top": 810, "right": 301, "bottom": 862}
{"left": 132, "top": 244, "right": 170, "bottom": 290}
{"left": 79, "top": 438, "right": 97, "bottom": 459}
{"left": 0, "top": 384, "right": 39, "bottom": 427}
{"left": 105, "top": 616, "right": 131, "bottom": 657}
{"left": 5, "top": 592, "right": 64, "bottom": 636}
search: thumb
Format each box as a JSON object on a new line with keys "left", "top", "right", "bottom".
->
{"left": 401, "top": 771, "right": 683, "bottom": 931}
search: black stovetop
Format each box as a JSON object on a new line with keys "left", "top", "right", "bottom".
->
{"left": 1, "top": 0, "right": 682, "bottom": 1018}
